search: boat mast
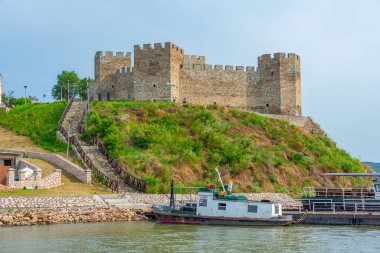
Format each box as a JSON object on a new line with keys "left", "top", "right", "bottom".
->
{"left": 170, "top": 179, "right": 175, "bottom": 210}
{"left": 215, "top": 168, "right": 226, "bottom": 193}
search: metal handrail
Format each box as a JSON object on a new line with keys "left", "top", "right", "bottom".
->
{"left": 77, "top": 102, "right": 147, "bottom": 192}
{"left": 56, "top": 98, "right": 119, "bottom": 192}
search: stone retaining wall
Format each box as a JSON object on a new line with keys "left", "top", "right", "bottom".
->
{"left": 0, "top": 149, "right": 91, "bottom": 183}
{"left": 0, "top": 196, "right": 108, "bottom": 210}
{"left": 0, "top": 208, "right": 147, "bottom": 227}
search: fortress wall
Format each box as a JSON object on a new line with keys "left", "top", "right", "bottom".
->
{"left": 91, "top": 42, "right": 301, "bottom": 117}
{"left": 179, "top": 64, "right": 254, "bottom": 108}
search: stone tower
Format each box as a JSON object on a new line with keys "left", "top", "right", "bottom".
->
{"left": 94, "top": 51, "right": 131, "bottom": 101}
{"left": 133, "top": 42, "right": 184, "bottom": 102}
{"left": 256, "top": 53, "right": 301, "bottom": 116}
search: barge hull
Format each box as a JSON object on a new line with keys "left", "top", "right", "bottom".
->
{"left": 289, "top": 213, "right": 380, "bottom": 226}
{"left": 154, "top": 212, "right": 292, "bottom": 226}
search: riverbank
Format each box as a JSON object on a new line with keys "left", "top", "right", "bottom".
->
{"left": 0, "top": 195, "right": 148, "bottom": 227}
{"left": 0, "top": 193, "right": 299, "bottom": 227}
{"left": 0, "top": 208, "right": 147, "bottom": 227}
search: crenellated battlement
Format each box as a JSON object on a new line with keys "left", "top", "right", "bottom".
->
{"left": 95, "top": 51, "right": 132, "bottom": 60}
{"left": 134, "top": 42, "right": 184, "bottom": 54}
{"left": 184, "top": 55, "right": 206, "bottom": 65}
{"left": 258, "top": 53, "right": 300, "bottom": 61}
{"left": 181, "top": 63, "right": 255, "bottom": 73}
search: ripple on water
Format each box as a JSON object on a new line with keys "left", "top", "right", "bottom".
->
{"left": 1, "top": 222, "right": 380, "bottom": 253}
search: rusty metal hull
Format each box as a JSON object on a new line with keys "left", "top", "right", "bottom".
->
{"left": 289, "top": 212, "right": 380, "bottom": 226}
{"left": 153, "top": 212, "right": 292, "bottom": 226}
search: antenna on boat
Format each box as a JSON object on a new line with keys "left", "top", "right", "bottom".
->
{"left": 215, "top": 168, "right": 226, "bottom": 193}
{"left": 170, "top": 179, "right": 175, "bottom": 210}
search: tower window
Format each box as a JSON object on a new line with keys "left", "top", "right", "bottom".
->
{"left": 112, "top": 85, "right": 115, "bottom": 88}
{"left": 153, "top": 84, "right": 156, "bottom": 87}
{"left": 271, "top": 71, "right": 274, "bottom": 76}
{"left": 266, "top": 104, "right": 269, "bottom": 108}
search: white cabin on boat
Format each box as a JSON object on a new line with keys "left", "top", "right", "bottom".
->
{"left": 196, "top": 191, "right": 282, "bottom": 219}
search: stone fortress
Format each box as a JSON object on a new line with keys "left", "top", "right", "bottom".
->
{"left": 90, "top": 42, "right": 301, "bottom": 116}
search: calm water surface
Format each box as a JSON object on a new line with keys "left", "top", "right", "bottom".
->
{"left": 0, "top": 222, "right": 379, "bottom": 253}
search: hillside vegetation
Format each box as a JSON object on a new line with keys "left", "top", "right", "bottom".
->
{"left": 0, "top": 102, "right": 67, "bottom": 152}
{"left": 86, "top": 101, "right": 367, "bottom": 194}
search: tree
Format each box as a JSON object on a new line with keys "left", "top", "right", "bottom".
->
{"left": 51, "top": 71, "right": 93, "bottom": 101}
{"left": 75, "top": 77, "right": 93, "bottom": 100}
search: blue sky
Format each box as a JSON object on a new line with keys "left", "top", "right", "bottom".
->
{"left": 0, "top": 0, "right": 379, "bottom": 162}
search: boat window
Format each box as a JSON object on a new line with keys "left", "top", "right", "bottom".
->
{"left": 218, "top": 203, "right": 226, "bottom": 211}
{"left": 199, "top": 198, "right": 207, "bottom": 207}
{"left": 275, "top": 205, "right": 279, "bottom": 214}
{"left": 248, "top": 205, "right": 258, "bottom": 213}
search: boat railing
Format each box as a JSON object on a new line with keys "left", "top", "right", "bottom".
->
{"left": 303, "top": 187, "right": 374, "bottom": 199}
{"left": 297, "top": 198, "right": 380, "bottom": 214}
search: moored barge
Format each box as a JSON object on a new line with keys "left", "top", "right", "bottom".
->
{"left": 153, "top": 169, "right": 293, "bottom": 226}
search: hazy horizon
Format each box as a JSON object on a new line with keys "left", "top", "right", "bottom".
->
{"left": 0, "top": 0, "right": 379, "bottom": 162}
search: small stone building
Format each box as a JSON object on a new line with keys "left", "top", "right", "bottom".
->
{"left": 90, "top": 42, "right": 302, "bottom": 116}
{"left": 0, "top": 151, "right": 62, "bottom": 189}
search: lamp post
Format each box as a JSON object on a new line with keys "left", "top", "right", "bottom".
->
{"left": 24, "top": 85, "right": 28, "bottom": 105}
{"left": 43, "top": 94, "right": 46, "bottom": 103}
{"left": 67, "top": 82, "right": 71, "bottom": 102}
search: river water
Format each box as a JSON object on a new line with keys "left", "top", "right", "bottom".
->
{"left": 0, "top": 222, "right": 379, "bottom": 253}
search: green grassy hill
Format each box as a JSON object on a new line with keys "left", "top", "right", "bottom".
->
{"left": 85, "top": 101, "right": 366, "bottom": 194}
{"left": 0, "top": 102, "right": 67, "bottom": 152}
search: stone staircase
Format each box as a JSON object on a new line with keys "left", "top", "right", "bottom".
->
{"left": 100, "top": 194, "right": 153, "bottom": 209}
{"left": 61, "top": 100, "right": 137, "bottom": 192}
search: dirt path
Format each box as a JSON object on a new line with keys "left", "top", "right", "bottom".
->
{"left": 0, "top": 126, "right": 43, "bottom": 152}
